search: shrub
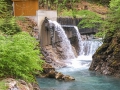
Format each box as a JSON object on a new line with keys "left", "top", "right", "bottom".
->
{"left": 0, "top": 17, "right": 21, "bottom": 35}
{"left": 0, "top": 0, "right": 21, "bottom": 35}
{"left": 0, "top": 32, "right": 44, "bottom": 82}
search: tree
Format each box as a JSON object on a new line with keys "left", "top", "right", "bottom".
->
{"left": 108, "top": 0, "right": 120, "bottom": 31}
{"left": 0, "top": 0, "right": 21, "bottom": 35}
{"left": 99, "top": 0, "right": 120, "bottom": 36}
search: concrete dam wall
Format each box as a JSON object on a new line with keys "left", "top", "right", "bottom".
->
{"left": 36, "top": 11, "right": 98, "bottom": 47}
{"left": 57, "top": 17, "right": 98, "bottom": 35}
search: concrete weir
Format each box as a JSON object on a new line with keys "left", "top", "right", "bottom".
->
{"left": 28, "top": 10, "right": 57, "bottom": 47}
{"left": 36, "top": 10, "right": 57, "bottom": 47}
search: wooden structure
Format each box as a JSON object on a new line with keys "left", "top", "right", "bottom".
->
{"left": 12, "top": 0, "right": 39, "bottom": 16}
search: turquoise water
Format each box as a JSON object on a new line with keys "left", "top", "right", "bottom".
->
{"left": 37, "top": 56, "right": 120, "bottom": 90}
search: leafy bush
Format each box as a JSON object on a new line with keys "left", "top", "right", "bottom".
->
{"left": 0, "top": 17, "right": 21, "bottom": 35}
{"left": 77, "top": 10, "right": 103, "bottom": 28}
{"left": 0, "top": 0, "right": 21, "bottom": 35}
{"left": 96, "top": 0, "right": 120, "bottom": 37}
{"left": 0, "top": 32, "right": 44, "bottom": 82}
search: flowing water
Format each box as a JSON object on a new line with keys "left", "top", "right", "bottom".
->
{"left": 79, "top": 39, "right": 102, "bottom": 55}
{"left": 73, "top": 26, "right": 82, "bottom": 55}
{"left": 37, "top": 23, "right": 120, "bottom": 90}
{"left": 37, "top": 54, "right": 120, "bottom": 90}
{"left": 48, "top": 20, "right": 75, "bottom": 59}
{"left": 37, "top": 40, "right": 120, "bottom": 90}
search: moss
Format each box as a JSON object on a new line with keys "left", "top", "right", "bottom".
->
{"left": 103, "top": 32, "right": 114, "bottom": 43}
{"left": 111, "top": 61, "right": 117, "bottom": 66}
{"left": 106, "top": 42, "right": 116, "bottom": 54}
{"left": 114, "top": 45, "right": 120, "bottom": 52}
{"left": 95, "top": 43, "right": 109, "bottom": 54}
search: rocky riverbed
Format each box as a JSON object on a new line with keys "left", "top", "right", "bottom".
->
{"left": 38, "top": 63, "right": 75, "bottom": 81}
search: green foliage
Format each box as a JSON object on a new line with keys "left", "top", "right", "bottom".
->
{"left": 86, "top": 0, "right": 110, "bottom": 5}
{"left": 0, "top": 0, "right": 21, "bottom": 35}
{"left": 61, "top": 9, "right": 100, "bottom": 17}
{"left": 96, "top": 0, "right": 120, "bottom": 37}
{"left": 0, "top": 0, "right": 12, "bottom": 18}
{"left": 0, "top": 0, "right": 8, "bottom": 18}
{"left": 0, "top": 32, "right": 44, "bottom": 82}
{"left": 16, "top": 16, "right": 26, "bottom": 22}
{"left": 0, "top": 81, "right": 7, "bottom": 90}
{"left": 108, "top": 0, "right": 120, "bottom": 31}
{"left": 61, "top": 10, "right": 104, "bottom": 37}
{"left": 39, "top": 0, "right": 80, "bottom": 11}
{"left": 77, "top": 10, "right": 103, "bottom": 29}
{"left": 0, "top": 17, "right": 21, "bottom": 35}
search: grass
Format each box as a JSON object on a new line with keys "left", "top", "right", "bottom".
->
{"left": 0, "top": 81, "right": 7, "bottom": 90}
{"left": 59, "top": 9, "right": 101, "bottom": 18}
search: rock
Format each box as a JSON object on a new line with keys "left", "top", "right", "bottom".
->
{"left": 19, "top": 79, "right": 27, "bottom": 85}
{"left": 89, "top": 30, "right": 120, "bottom": 78}
{"left": 40, "top": 63, "right": 75, "bottom": 81}
{"left": 95, "top": 65, "right": 101, "bottom": 71}
{"left": 103, "top": 69, "right": 111, "bottom": 75}
{"left": 32, "top": 83, "right": 41, "bottom": 90}
{"left": 42, "top": 63, "right": 55, "bottom": 73}
{"left": 2, "top": 78, "right": 40, "bottom": 90}
{"left": 57, "top": 47, "right": 63, "bottom": 52}
{"left": 55, "top": 72, "right": 64, "bottom": 80}
{"left": 48, "top": 70, "right": 56, "bottom": 78}
{"left": 62, "top": 75, "right": 75, "bottom": 81}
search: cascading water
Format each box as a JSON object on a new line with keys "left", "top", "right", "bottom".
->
{"left": 65, "top": 26, "right": 102, "bottom": 69}
{"left": 73, "top": 26, "right": 102, "bottom": 56}
{"left": 48, "top": 20, "right": 75, "bottom": 59}
{"left": 73, "top": 26, "right": 82, "bottom": 55}
{"left": 37, "top": 22, "right": 120, "bottom": 90}
{"left": 79, "top": 40, "right": 102, "bottom": 56}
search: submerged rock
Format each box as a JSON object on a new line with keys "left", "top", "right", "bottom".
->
{"left": 62, "top": 75, "right": 75, "bottom": 81}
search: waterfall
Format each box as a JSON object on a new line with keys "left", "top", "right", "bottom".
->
{"left": 48, "top": 20, "right": 75, "bottom": 59}
{"left": 73, "top": 26, "right": 82, "bottom": 55}
{"left": 73, "top": 26, "right": 102, "bottom": 56}
{"left": 79, "top": 39, "right": 102, "bottom": 56}
{"left": 70, "top": 26, "right": 102, "bottom": 69}
{"left": 68, "top": 39, "right": 102, "bottom": 69}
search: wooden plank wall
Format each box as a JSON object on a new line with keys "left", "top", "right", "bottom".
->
{"left": 13, "top": 0, "right": 38, "bottom": 16}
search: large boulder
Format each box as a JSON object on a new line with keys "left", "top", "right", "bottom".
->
{"left": 89, "top": 31, "right": 120, "bottom": 77}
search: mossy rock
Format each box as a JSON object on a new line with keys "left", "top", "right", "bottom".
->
{"left": 103, "top": 32, "right": 114, "bottom": 43}
{"left": 106, "top": 42, "right": 116, "bottom": 54}
{"left": 95, "top": 43, "right": 109, "bottom": 54}
{"left": 114, "top": 45, "right": 120, "bottom": 52}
